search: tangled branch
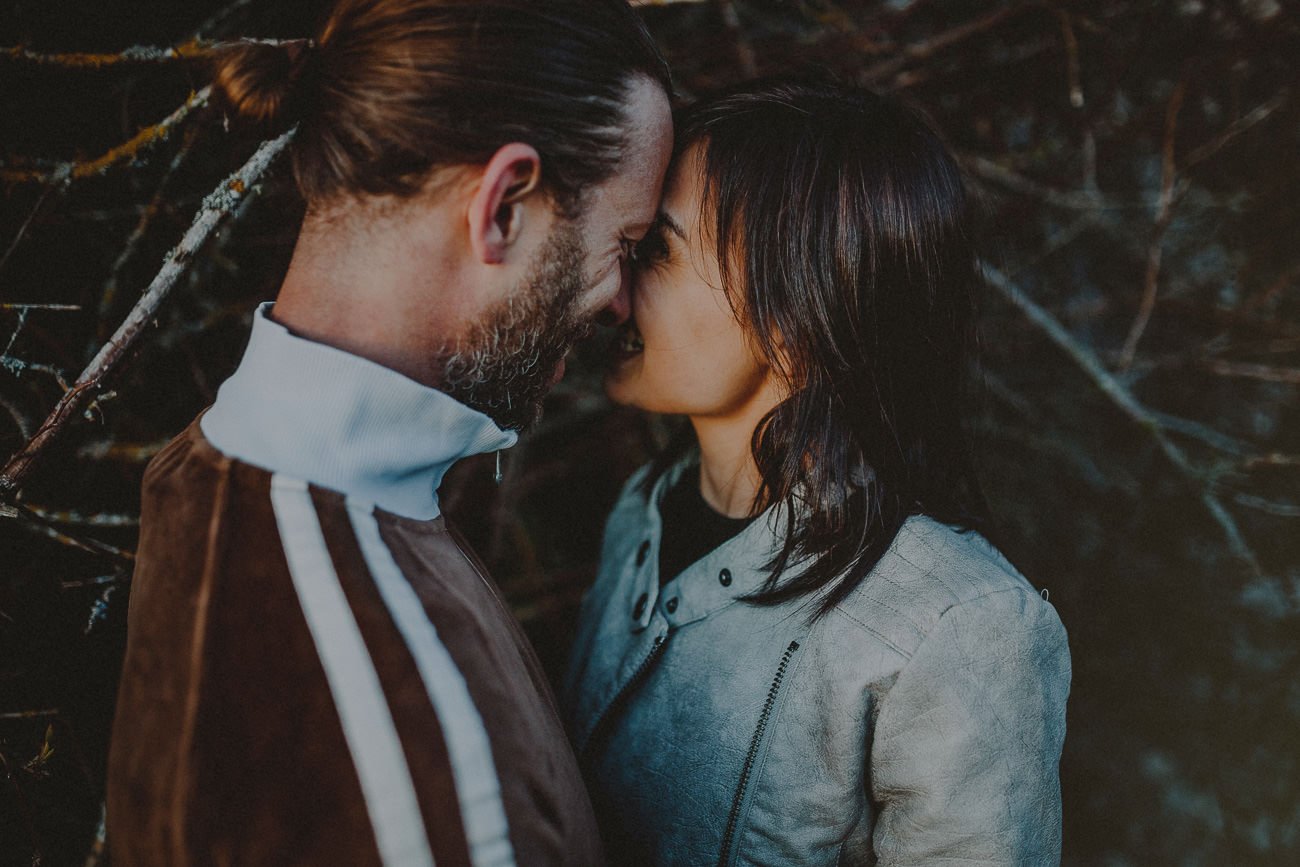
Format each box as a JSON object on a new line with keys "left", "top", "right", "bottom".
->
{"left": 0, "top": 86, "right": 211, "bottom": 185}
{"left": 981, "top": 263, "right": 1262, "bottom": 576}
{"left": 0, "top": 128, "right": 296, "bottom": 498}
{"left": 0, "top": 37, "right": 309, "bottom": 69}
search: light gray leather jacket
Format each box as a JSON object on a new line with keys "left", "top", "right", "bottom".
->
{"left": 562, "top": 454, "right": 1072, "bottom": 866}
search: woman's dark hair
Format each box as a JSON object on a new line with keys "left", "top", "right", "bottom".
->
{"left": 646, "top": 75, "right": 996, "bottom": 619}
{"left": 209, "top": 0, "right": 671, "bottom": 214}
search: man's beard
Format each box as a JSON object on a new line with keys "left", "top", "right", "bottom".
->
{"left": 436, "top": 222, "right": 593, "bottom": 431}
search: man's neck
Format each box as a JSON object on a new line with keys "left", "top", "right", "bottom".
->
{"left": 270, "top": 206, "right": 469, "bottom": 388}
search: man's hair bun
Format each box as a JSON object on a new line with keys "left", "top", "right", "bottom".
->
{"left": 209, "top": 39, "right": 316, "bottom": 126}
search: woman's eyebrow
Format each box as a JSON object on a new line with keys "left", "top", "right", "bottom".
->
{"left": 658, "top": 211, "right": 686, "bottom": 240}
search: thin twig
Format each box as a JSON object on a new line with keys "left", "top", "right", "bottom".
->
{"left": 1234, "top": 263, "right": 1299, "bottom": 320}
{"left": 61, "top": 573, "right": 123, "bottom": 590}
{"left": 193, "top": 0, "right": 259, "bottom": 39}
{"left": 1, "top": 355, "right": 72, "bottom": 391}
{"left": 1117, "top": 77, "right": 1188, "bottom": 370}
{"left": 719, "top": 0, "right": 758, "bottom": 78}
{"left": 0, "top": 750, "right": 45, "bottom": 862}
{"left": 975, "top": 414, "right": 1137, "bottom": 496}
{"left": 75, "top": 438, "right": 169, "bottom": 462}
{"left": 1146, "top": 410, "right": 1253, "bottom": 457}
{"left": 0, "top": 128, "right": 296, "bottom": 497}
{"left": 2, "top": 504, "right": 135, "bottom": 562}
{"left": 1230, "top": 493, "right": 1300, "bottom": 518}
{"left": 0, "top": 709, "right": 60, "bottom": 721}
{"left": 962, "top": 155, "right": 1156, "bottom": 210}
{"left": 1056, "top": 9, "right": 1084, "bottom": 109}
{"left": 82, "top": 801, "right": 108, "bottom": 867}
{"left": 1242, "top": 453, "right": 1300, "bottom": 470}
{"left": 0, "top": 167, "right": 70, "bottom": 278}
{"left": 1182, "top": 89, "right": 1290, "bottom": 172}
{"left": 982, "top": 263, "right": 1262, "bottom": 575}
{"left": 2, "top": 40, "right": 204, "bottom": 67}
{"left": 859, "top": 4, "right": 1025, "bottom": 85}
{"left": 0, "top": 38, "right": 308, "bottom": 69}
{"left": 0, "top": 394, "right": 33, "bottom": 439}
{"left": 1, "top": 86, "right": 210, "bottom": 184}
{"left": 2, "top": 308, "right": 29, "bottom": 357}
{"left": 1201, "top": 360, "right": 1300, "bottom": 385}
{"left": 97, "top": 116, "right": 207, "bottom": 341}
{"left": 22, "top": 505, "right": 139, "bottom": 528}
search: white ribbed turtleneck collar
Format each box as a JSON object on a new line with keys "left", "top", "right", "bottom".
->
{"left": 199, "top": 301, "right": 517, "bottom": 520}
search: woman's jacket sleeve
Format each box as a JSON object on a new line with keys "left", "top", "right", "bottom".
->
{"left": 868, "top": 586, "right": 1072, "bottom": 866}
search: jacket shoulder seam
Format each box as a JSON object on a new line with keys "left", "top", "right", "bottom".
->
{"left": 832, "top": 585, "right": 1045, "bottom": 660}
{"left": 830, "top": 606, "right": 912, "bottom": 659}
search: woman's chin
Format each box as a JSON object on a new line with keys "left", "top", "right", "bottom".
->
{"left": 602, "top": 369, "right": 635, "bottom": 407}
{"left": 603, "top": 363, "right": 652, "bottom": 410}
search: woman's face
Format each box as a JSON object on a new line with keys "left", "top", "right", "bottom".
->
{"left": 604, "top": 144, "right": 773, "bottom": 418}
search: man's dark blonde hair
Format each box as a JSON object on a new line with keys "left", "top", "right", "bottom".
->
{"left": 211, "top": 0, "right": 671, "bottom": 214}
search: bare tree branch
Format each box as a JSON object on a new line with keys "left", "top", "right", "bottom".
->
{"left": 193, "top": 0, "right": 258, "bottom": 39}
{"left": 1, "top": 86, "right": 210, "bottom": 184}
{"left": 82, "top": 802, "right": 108, "bottom": 867}
{"left": 1117, "top": 76, "right": 1188, "bottom": 370}
{"left": 982, "top": 262, "right": 1262, "bottom": 575}
{"left": 1055, "top": 9, "right": 1084, "bottom": 110}
{"left": 1201, "top": 360, "right": 1300, "bottom": 385}
{"left": 0, "top": 709, "right": 60, "bottom": 720}
{"left": 1230, "top": 493, "right": 1300, "bottom": 518}
{"left": 22, "top": 505, "right": 139, "bottom": 528}
{"left": 97, "top": 117, "right": 207, "bottom": 340}
{"left": 0, "top": 128, "right": 295, "bottom": 497}
{"left": 0, "top": 503, "right": 134, "bottom": 561}
{"left": 1242, "top": 453, "right": 1300, "bottom": 470}
{"left": 719, "top": 0, "right": 758, "bottom": 78}
{"left": 1182, "top": 89, "right": 1290, "bottom": 173}
{"left": 859, "top": 4, "right": 1026, "bottom": 85}
{"left": 0, "top": 169, "right": 70, "bottom": 278}
{"left": 0, "top": 37, "right": 309, "bottom": 69}
{"left": 2, "top": 41, "right": 205, "bottom": 67}
{"left": 1, "top": 355, "right": 72, "bottom": 391}
{"left": 75, "top": 438, "right": 169, "bottom": 463}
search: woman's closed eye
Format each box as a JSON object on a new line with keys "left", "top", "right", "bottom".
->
{"left": 631, "top": 220, "right": 670, "bottom": 270}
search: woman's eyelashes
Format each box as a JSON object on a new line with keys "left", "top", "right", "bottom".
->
{"left": 630, "top": 221, "right": 670, "bottom": 270}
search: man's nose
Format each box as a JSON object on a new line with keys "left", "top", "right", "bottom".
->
{"left": 594, "top": 268, "right": 632, "bottom": 327}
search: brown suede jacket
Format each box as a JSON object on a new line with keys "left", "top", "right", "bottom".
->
{"left": 107, "top": 303, "right": 602, "bottom": 866}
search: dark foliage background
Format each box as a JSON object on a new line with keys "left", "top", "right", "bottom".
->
{"left": 2, "top": 1, "right": 1297, "bottom": 864}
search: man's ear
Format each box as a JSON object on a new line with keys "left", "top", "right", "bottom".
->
{"left": 468, "top": 143, "right": 543, "bottom": 265}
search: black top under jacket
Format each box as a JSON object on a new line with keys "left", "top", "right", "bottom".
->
{"left": 657, "top": 463, "right": 757, "bottom": 588}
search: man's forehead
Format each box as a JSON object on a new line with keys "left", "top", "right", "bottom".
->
{"left": 621, "top": 75, "right": 674, "bottom": 146}
{"left": 573, "top": 77, "right": 671, "bottom": 233}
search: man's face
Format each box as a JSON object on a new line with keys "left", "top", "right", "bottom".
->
{"left": 436, "top": 220, "right": 590, "bottom": 431}
{"left": 437, "top": 77, "right": 673, "bottom": 431}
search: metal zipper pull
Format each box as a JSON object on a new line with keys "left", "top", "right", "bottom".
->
{"left": 494, "top": 449, "right": 503, "bottom": 485}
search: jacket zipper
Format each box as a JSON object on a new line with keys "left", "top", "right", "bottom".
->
{"left": 579, "top": 632, "right": 669, "bottom": 759}
{"left": 717, "top": 640, "right": 801, "bottom": 867}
